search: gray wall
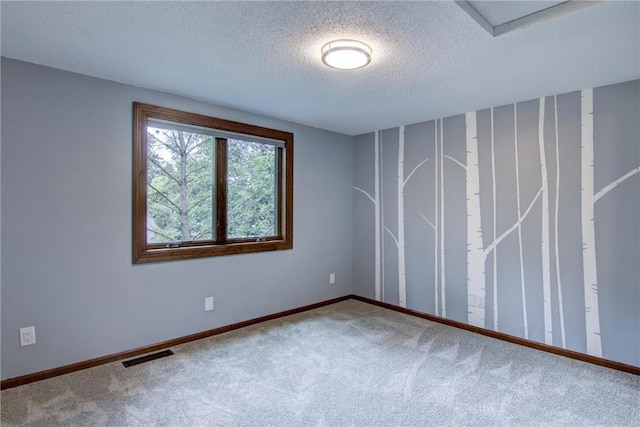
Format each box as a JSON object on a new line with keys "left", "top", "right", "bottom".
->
{"left": 1, "top": 58, "right": 354, "bottom": 380}
{"left": 353, "top": 80, "right": 640, "bottom": 367}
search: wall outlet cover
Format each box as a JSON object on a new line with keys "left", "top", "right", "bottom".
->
{"left": 20, "top": 326, "right": 36, "bottom": 346}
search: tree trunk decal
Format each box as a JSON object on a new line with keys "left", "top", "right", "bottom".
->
{"left": 581, "top": 88, "right": 601, "bottom": 357}
{"left": 419, "top": 120, "right": 439, "bottom": 315}
{"left": 435, "top": 120, "right": 440, "bottom": 316}
{"left": 514, "top": 103, "right": 529, "bottom": 339}
{"left": 440, "top": 118, "right": 447, "bottom": 318}
{"left": 553, "top": 95, "right": 567, "bottom": 348}
{"left": 539, "top": 97, "right": 553, "bottom": 345}
{"left": 490, "top": 108, "right": 499, "bottom": 331}
{"left": 465, "top": 112, "right": 486, "bottom": 327}
{"left": 383, "top": 126, "right": 424, "bottom": 308}
{"left": 374, "top": 131, "right": 382, "bottom": 301}
{"left": 580, "top": 88, "right": 639, "bottom": 358}
{"left": 398, "top": 126, "right": 407, "bottom": 308}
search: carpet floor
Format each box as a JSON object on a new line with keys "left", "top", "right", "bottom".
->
{"left": 1, "top": 299, "right": 638, "bottom": 426}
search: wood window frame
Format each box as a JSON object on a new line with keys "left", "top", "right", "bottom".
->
{"left": 133, "top": 102, "right": 293, "bottom": 263}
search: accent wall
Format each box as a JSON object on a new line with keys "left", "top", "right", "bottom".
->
{"left": 353, "top": 80, "right": 640, "bottom": 367}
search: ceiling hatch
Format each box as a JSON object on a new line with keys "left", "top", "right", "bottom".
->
{"left": 456, "top": 0, "right": 601, "bottom": 37}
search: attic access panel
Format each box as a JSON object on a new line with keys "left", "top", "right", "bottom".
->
{"left": 456, "top": 0, "right": 601, "bottom": 37}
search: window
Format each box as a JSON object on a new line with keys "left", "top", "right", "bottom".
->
{"left": 133, "top": 102, "right": 293, "bottom": 263}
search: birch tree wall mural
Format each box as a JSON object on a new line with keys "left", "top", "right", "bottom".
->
{"left": 353, "top": 79, "right": 640, "bottom": 367}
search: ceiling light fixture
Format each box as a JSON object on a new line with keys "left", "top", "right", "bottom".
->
{"left": 321, "top": 39, "right": 372, "bottom": 70}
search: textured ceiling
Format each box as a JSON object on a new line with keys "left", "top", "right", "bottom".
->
{"left": 1, "top": 1, "right": 639, "bottom": 136}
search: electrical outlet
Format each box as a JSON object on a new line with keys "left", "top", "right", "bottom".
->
{"left": 20, "top": 326, "right": 36, "bottom": 347}
{"left": 329, "top": 273, "right": 336, "bottom": 285}
{"left": 204, "top": 296, "right": 214, "bottom": 311}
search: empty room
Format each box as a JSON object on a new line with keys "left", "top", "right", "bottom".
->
{"left": 1, "top": 1, "right": 638, "bottom": 426}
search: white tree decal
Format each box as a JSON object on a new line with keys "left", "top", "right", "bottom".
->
{"left": 581, "top": 88, "right": 601, "bottom": 357}
{"left": 514, "top": 103, "right": 530, "bottom": 339}
{"left": 465, "top": 111, "right": 486, "bottom": 327}
{"left": 490, "top": 108, "right": 499, "bottom": 331}
{"left": 417, "top": 118, "right": 450, "bottom": 317}
{"left": 418, "top": 118, "right": 447, "bottom": 317}
{"left": 418, "top": 122, "right": 439, "bottom": 315}
{"left": 581, "top": 88, "right": 640, "bottom": 358}
{"left": 593, "top": 166, "right": 640, "bottom": 203}
{"left": 539, "top": 97, "right": 553, "bottom": 345}
{"left": 374, "top": 131, "right": 381, "bottom": 301}
{"left": 440, "top": 108, "right": 544, "bottom": 335}
{"left": 388, "top": 126, "right": 430, "bottom": 308}
{"left": 397, "top": 126, "right": 407, "bottom": 307}
{"left": 553, "top": 95, "right": 567, "bottom": 348}
{"left": 434, "top": 120, "right": 440, "bottom": 316}
{"left": 440, "top": 119, "right": 447, "bottom": 317}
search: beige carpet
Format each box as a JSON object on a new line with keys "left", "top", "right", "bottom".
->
{"left": 1, "top": 299, "right": 639, "bottom": 426}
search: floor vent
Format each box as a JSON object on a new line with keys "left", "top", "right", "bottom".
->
{"left": 122, "top": 350, "right": 174, "bottom": 367}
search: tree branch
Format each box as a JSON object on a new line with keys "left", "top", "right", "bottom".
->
{"left": 185, "top": 163, "right": 212, "bottom": 180}
{"left": 403, "top": 158, "right": 429, "bottom": 188}
{"left": 148, "top": 132, "right": 181, "bottom": 156}
{"left": 148, "top": 183, "right": 182, "bottom": 213}
{"left": 353, "top": 186, "right": 376, "bottom": 204}
{"left": 418, "top": 212, "right": 436, "bottom": 230}
{"left": 444, "top": 155, "right": 466, "bottom": 171}
{"left": 228, "top": 194, "right": 260, "bottom": 216}
{"left": 484, "top": 186, "right": 543, "bottom": 258}
{"left": 385, "top": 226, "right": 399, "bottom": 248}
{"left": 184, "top": 132, "right": 197, "bottom": 153}
{"left": 176, "top": 131, "right": 188, "bottom": 155}
{"left": 149, "top": 199, "right": 180, "bottom": 216}
{"left": 593, "top": 166, "right": 640, "bottom": 203}
{"left": 186, "top": 136, "right": 213, "bottom": 155}
{"left": 149, "top": 157, "right": 182, "bottom": 186}
{"left": 186, "top": 194, "right": 213, "bottom": 214}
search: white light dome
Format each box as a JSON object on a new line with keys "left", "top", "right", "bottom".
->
{"left": 321, "top": 39, "right": 372, "bottom": 70}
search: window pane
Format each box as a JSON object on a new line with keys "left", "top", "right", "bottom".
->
{"left": 227, "top": 139, "right": 276, "bottom": 238}
{"left": 146, "top": 125, "right": 214, "bottom": 243}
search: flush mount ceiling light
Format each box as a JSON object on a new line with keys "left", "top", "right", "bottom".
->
{"left": 321, "top": 39, "right": 372, "bottom": 70}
